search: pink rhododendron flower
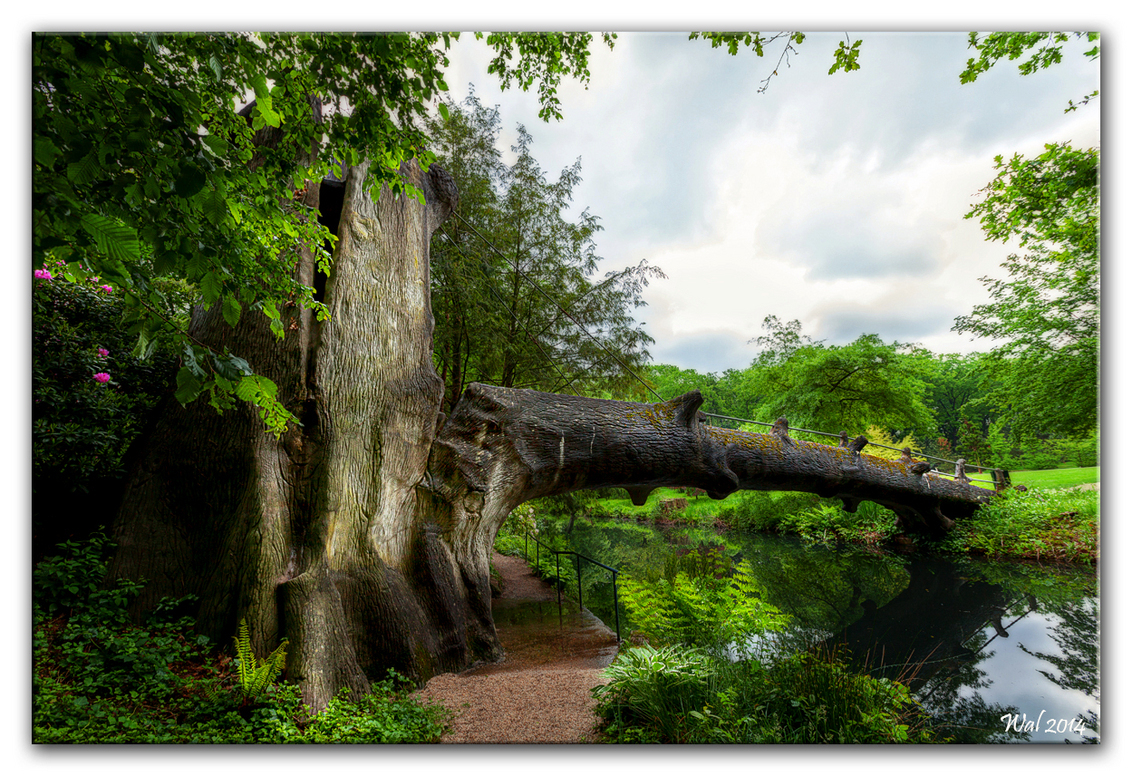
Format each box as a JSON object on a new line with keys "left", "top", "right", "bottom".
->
{"left": 98, "top": 348, "right": 109, "bottom": 358}
{"left": 34, "top": 269, "right": 53, "bottom": 280}
{"left": 93, "top": 372, "right": 111, "bottom": 383}
{"left": 100, "top": 285, "right": 113, "bottom": 293}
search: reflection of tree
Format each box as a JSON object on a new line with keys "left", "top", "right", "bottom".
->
{"left": 1018, "top": 596, "right": 1099, "bottom": 742}
{"left": 926, "top": 694, "right": 1032, "bottom": 743}
{"left": 1076, "top": 710, "right": 1099, "bottom": 745}
{"left": 548, "top": 516, "right": 1099, "bottom": 744}
{"left": 1019, "top": 597, "right": 1098, "bottom": 696}
{"left": 735, "top": 534, "right": 910, "bottom": 634}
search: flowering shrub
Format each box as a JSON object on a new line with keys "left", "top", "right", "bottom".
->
{"left": 32, "top": 273, "right": 177, "bottom": 555}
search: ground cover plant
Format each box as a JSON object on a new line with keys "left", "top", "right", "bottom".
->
{"left": 33, "top": 533, "right": 451, "bottom": 744}
{"left": 938, "top": 486, "right": 1097, "bottom": 563}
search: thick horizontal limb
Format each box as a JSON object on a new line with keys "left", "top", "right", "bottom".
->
{"left": 427, "top": 384, "right": 991, "bottom": 538}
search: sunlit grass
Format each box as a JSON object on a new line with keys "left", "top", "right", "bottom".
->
{"left": 1011, "top": 466, "right": 1098, "bottom": 490}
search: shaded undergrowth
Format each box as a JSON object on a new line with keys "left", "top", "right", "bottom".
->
{"left": 33, "top": 532, "right": 451, "bottom": 744}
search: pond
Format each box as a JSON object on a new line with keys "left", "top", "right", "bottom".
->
{"left": 524, "top": 518, "right": 1099, "bottom": 744}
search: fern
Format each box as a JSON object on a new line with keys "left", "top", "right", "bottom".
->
{"left": 233, "top": 619, "right": 288, "bottom": 703}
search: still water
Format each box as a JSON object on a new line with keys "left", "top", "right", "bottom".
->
{"left": 532, "top": 519, "right": 1099, "bottom": 743}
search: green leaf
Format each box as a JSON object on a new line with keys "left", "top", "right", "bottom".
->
{"left": 174, "top": 367, "right": 204, "bottom": 405}
{"left": 80, "top": 213, "right": 141, "bottom": 264}
{"left": 182, "top": 344, "right": 208, "bottom": 379}
{"left": 201, "top": 271, "right": 223, "bottom": 307}
{"left": 437, "top": 102, "right": 449, "bottom": 121}
{"left": 66, "top": 152, "right": 100, "bottom": 185}
{"left": 34, "top": 137, "right": 62, "bottom": 168}
{"left": 200, "top": 184, "right": 228, "bottom": 226}
{"left": 201, "top": 134, "right": 228, "bottom": 157}
{"left": 235, "top": 374, "right": 277, "bottom": 403}
{"left": 250, "top": 73, "right": 269, "bottom": 98}
{"left": 221, "top": 295, "right": 242, "bottom": 328}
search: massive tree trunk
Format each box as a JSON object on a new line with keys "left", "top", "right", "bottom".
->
{"left": 108, "top": 158, "right": 991, "bottom": 713}
{"left": 108, "top": 159, "right": 498, "bottom": 711}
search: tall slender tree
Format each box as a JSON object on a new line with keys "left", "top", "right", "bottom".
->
{"left": 427, "top": 94, "right": 664, "bottom": 409}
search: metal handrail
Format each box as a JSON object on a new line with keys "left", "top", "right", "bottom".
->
{"left": 523, "top": 530, "right": 621, "bottom": 642}
{"left": 701, "top": 411, "right": 1003, "bottom": 486}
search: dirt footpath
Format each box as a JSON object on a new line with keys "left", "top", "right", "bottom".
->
{"left": 415, "top": 553, "right": 620, "bottom": 744}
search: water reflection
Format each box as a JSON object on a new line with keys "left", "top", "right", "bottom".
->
{"left": 537, "top": 519, "right": 1099, "bottom": 744}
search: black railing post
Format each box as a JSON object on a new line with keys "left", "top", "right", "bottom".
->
{"left": 576, "top": 554, "right": 583, "bottom": 612}
{"left": 612, "top": 570, "right": 621, "bottom": 642}
{"left": 555, "top": 552, "right": 561, "bottom": 610}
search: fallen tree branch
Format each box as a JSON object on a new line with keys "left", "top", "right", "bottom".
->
{"left": 428, "top": 384, "right": 991, "bottom": 540}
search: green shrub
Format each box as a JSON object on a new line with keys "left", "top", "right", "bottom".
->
{"left": 755, "top": 649, "right": 930, "bottom": 743}
{"left": 939, "top": 487, "right": 1097, "bottom": 562}
{"left": 593, "top": 644, "right": 715, "bottom": 743}
{"left": 594, "top": 645, "right": 930, "bottom": 744}
{"left": 779, "top": 501, "right": 899, "bottom": 546}
{"left": 619, "top": 556, "right": 789, "bottom": 655}
{"left": 32, "top": 275, "right": 179, "bottom": 555}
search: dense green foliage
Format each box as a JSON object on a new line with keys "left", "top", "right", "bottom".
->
{"left": 33, "top": 534, "right": 451, "bottom": 743}
{"left": 426, "top": 91, "right": 663, "bottom": 408}
{"left": 619, "top": 551, "right": 789, "bottom": 654}
{"left": 741, "top": 317, "right": 934, "bottom": 439}
{"left": 955, "top": 142, "right": 1098, "bottom": 440}
{"left": 591, "top": 549, "right": 930, "bottom": 743}
{"left": 33, "top": 31, "right": 612, "bottom": 434}
{"left": 593, "top": 642, "right": 929, "bottom": 744}
{"left": 32, "top": 272, "right": 179, "bottom": 555}
{"left": 939, "top": 486, "right": 1097, "bottom": 563}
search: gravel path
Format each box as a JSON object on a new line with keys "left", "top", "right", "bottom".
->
{"left": 415, "top": 552, "right": 620, "bottom": 744}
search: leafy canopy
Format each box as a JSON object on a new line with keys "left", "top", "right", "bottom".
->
{"left": 954, "top": 143, "right": 1098, "bottom": 438}
{"left": 741, "top": 316, "right": 934, "bottom": 438}
{"left": 33, "top": 32, "right": 610, "bottom": 435}
{"left": 960, "top": 31, "right": 1100, "bottom": 111}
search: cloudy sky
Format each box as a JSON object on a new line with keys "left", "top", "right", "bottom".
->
{"left": 439, "top": 30, "right": 1100, "bottom": 374}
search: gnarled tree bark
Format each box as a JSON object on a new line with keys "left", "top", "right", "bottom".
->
{"left": 427, "top": 382, "right": 991, "bottom": 557}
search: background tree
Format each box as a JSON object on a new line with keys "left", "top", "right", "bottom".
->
{"left": 922, "top": 352, "right": 992, "bottom": 454}
{"left": 740, "top": 316, "right": 935, "bottom": 440}
{"left": 427, "top": 93, "right": 663, "bottom": 409}
{"left": 953, "top": 142, "right": 1098, "bottom": 440}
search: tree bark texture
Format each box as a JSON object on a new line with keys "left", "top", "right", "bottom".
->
{"left": 107, "top": 160, "right": 497, "bottom": 712}
{"left": 428, "top": 383, "right": 992, "bottom": 553}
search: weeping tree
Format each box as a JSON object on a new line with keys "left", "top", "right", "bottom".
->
{"left": 36, "top": 32, "right": 992, "bottom": 713}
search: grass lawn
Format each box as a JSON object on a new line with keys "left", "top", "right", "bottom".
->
{"left": 1009, "top": 466, "right": 1098, "bottom": 490}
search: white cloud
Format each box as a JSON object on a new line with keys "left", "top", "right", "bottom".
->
{"left": 438, "top": 31, "right": 1100, "bottom": 373}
